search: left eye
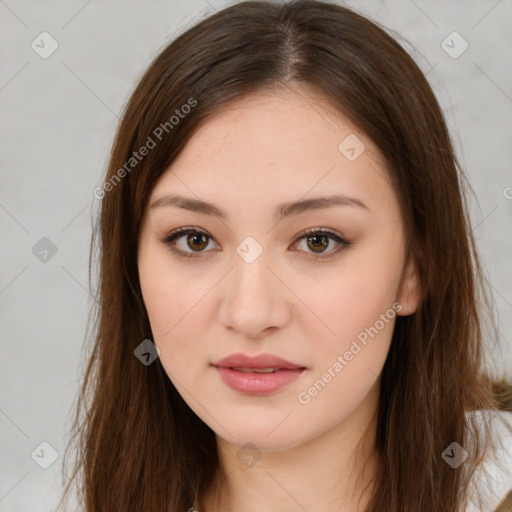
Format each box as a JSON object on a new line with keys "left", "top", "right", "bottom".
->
{"left": 291, "top": 229, "right": 351, "bottom": 258}
{"left": 161, "top": 227, "right": 351, "bottom": 260}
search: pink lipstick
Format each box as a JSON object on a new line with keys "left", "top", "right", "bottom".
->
{"left": 212, "top": 352, "right": 306, "bottom": 395}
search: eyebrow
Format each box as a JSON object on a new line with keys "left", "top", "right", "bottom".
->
{"left": 150, "top": 193, "right": 369, "bottom": 222}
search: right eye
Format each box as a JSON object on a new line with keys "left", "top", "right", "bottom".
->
{"left": 161, "top": 227, "right": 219, "bottom": 259}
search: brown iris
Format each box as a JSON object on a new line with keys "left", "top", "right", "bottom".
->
{"left": 307, "top": 234, "right": 329, "bottom": 253}
{"left": 187, "top": 233, "right": 209, "bottom": 251}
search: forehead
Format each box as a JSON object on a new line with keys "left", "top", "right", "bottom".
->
{"left": 168, "top": 86, "right": 383, "bottom": 165}
{"left": 150, "top": 86, "right": 394, "bottom": 218}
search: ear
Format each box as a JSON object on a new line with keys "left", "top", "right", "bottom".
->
{"left": 396, "top": 256, "right": 421, "bottom": 316}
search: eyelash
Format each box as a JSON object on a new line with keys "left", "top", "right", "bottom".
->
{"left": 160, "top": 226, "right": 352, "bottom": 261}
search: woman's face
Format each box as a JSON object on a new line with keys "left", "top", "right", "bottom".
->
{"left": 137, "top": 86, "right": 419, "bottom": 450}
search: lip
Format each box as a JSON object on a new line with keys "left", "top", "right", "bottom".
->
{"left": 212, "top": 352, "right": 305, "bottom": 370}
{"left": 212, "top": 352, "right": 306, "bottom": 395}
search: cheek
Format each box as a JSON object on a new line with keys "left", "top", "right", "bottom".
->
{"left": 138, "top": 252, "right": 219, "bottom": 380}
{"left": 293, "top": 276, "right": 397, "bottom": 424}
{"left": 293, "top": 250, "right": 402, "bottom": 393}
{"left": 140, "top": 277, "right": 205, "bottom": 387}
{"left": 303, "top": 263, "right": 399, "bottom": 340}
{"left": 139, "top": 250, "right": 190, "bottom": 344}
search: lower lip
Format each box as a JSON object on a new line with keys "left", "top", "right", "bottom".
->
{"left": 214, "top": 366, "right": 305, "bottom": 395}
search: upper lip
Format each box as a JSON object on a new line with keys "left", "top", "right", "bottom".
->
{"left": 212, "top": 352, "right": 305, "bottom": 370}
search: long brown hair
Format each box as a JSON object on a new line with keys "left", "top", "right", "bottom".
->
{"left": 57, "top": 1, "right": 511, "bottom": 510}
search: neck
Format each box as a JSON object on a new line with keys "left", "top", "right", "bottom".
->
{"left": 198, "top": 381, "right": 381, "bottom": 512}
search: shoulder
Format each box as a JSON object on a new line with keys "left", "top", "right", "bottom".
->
{"left": 465, "top": 410, "right": 512, "bottom": 512}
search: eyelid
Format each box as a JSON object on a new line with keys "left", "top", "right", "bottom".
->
{"left": 291, "top": 227, "right": 351, "bottom": 260}
{"left": 160, "top": 226, "right": 351, "bottom": 260}
{"left": 159, "top": 226, "right": 219, "bottom": 259}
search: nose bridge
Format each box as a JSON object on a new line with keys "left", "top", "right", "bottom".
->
{"left": 219, "top": 240, "right": 290, "bottom": 336}
{"left": 233, "top": 246, "right": 272, "bottom": 296}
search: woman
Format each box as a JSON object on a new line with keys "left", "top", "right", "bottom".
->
{"left": 58, "top": 1, "right": 512, "bottom": 511}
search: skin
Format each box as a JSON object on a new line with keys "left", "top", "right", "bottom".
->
{"left": 137, "top": 84, "right": 420, "bottom": 512}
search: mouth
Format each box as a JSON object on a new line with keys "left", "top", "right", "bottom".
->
{"left": 212, "top": 364, "right": 306, "bottom": 395}
{"left": 229, "top": 367, "right": 289, "bottom": 373}
{"left": 211, "top": 352, "right": 307, "bottom": 395}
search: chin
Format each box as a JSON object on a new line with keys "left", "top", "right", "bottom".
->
{"left": 214, "top": 419, "right": 305, "bottom": 451}
{"left": 231, "top": 434, "right": 302, "bottom": 453}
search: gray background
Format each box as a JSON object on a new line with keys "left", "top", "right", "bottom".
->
{"left": 1, "top": 1, "right": 511, "bottom": 510}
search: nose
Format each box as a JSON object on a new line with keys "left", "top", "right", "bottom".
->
{"left": 218, "top": 250, "right": 291, "bottom": 339}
